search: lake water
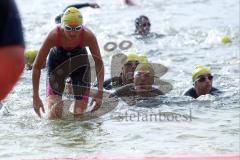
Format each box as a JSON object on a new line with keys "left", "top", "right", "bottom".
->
{"left": 0, "top": 0, "right": 239, "bottom": 159}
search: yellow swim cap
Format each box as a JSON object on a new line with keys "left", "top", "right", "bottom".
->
{"left": 61, "top": 7, "right": 83, "bottom": 25}
{"left": 25, "top": 49, "right": 38, "bottom": 65}
{"left": 138, "top": 54, "right": 148, "bottom": 63}
{"left": 221, "top": 36, "right": 232, "bottom": 44}
{"left": 122, "top": 52, "right": 139, "bottom": 64}
{"left": 135, "top": 63, "right": 154, "bottom": 76}
{"left": 192, "top": 65, "right": 211, "bottom": 81}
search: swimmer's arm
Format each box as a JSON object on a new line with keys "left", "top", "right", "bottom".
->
{"left": 103, "top": 78, "right": 113, "bottom": 90}
{"left": 32, "top": 30, "right": 55, "bottom": 97}
{"left": 55, "top": 3, "right": 99, "bottom": 24}
{"left": 85, "top": 30, "right": 104, "bottom": 93}
{"left": 63, "top": 3, "right": 89, "bottom": 11}
{"left": 63, "top": 3, "right": 99, "bottom": 11}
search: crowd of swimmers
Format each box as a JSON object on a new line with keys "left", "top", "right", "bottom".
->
{"left": 1, "top": 1, "right": 221, "bottom": 119}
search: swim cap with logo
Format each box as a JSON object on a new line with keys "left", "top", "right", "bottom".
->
{"left": 61, "top": 7, "right": 83, "bottom": 26}
{"left": 192, "top": 65, "right": 211, "bottom": 82}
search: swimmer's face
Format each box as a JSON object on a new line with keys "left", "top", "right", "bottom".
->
{"left": 136, "top": 18, "right": 151, "bottom": 35}
{"left": 194, "top": 73, "right": 213, "bottom": 95}
{"left": 63, "top": 24, "right": 82, "bottom": 39}
{"left": 121, "top": 60, "right": 139, "bottom": 84}
{"left": 134, "top": 71, "right": 154, "bottom": 91}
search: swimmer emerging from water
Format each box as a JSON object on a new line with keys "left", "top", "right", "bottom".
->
{"left": 55, "top": 3, "right": 100, "bottom": 24}
{"left": 32, "top": 7, "right": 104, "bottom": 119}
{"left": 184, "top": 65, "right": 221, "bottom": 99}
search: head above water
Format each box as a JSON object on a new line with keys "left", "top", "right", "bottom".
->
{"left": 120, "top": 52, "right": 148, "bottom": 84}
{"left": 135, "top": 15, "right": 151, "bottom": 35}
{"left": 192, "top": 65, "right": 213, "bottom": 96}
{"left": 61, "top": 7, "right": 83, "bottom": 26}
{"left": 134, "top": 63, "right": 154, "bottom": 77}
{"left": 25, "top": 49, "right": 38, "bottom": 65}
{"left": 134, "top": 63, "right": 155, "bottom": 91}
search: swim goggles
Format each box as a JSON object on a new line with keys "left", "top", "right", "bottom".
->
{"left": 124, "top": 61, "right": 140, "bottom": 67}
{"left": 196, "top": 75, "right": 213, "bottom": 83}
{"left": 64, "top": 25, "right": 82, "bottom": 31}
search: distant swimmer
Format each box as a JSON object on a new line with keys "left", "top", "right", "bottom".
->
{"left": 135, "top": 15, "right": 151, "bottom": 36}
{"left": 24, "top": 49, "right": 38, "bottom": 70}
{"left": 0, "top": 0, "right": 25, "bottom": 100}
{"left": 184, "top": 65, "right": 221, "bottom": 99}
{"left": 134, "top": 15, "right": 165, "bottom": 38}
{"left": 109, "top": 63, "right": 166, "bottom": 106}
{"left": 24, "top": 49, "right": 46, "bottom": 70}
{"left": 32, "top": 7, "right": 104, "bottom": 119}
{"left": 55, "top": 3, "right": 100, "bottom": 24}
{"left": 97, "top": 52, "right": 147, "bottom": 90}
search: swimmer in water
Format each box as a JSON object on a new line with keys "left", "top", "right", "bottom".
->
{"left": 134, "top": 15, "right": 165, "bottom": 38}
{"left": 95, "top": 52, "right": 147, "bottom": 90}
{"left": 109, "top": 63, "right": 167, "bottom": 106}
{"left": 184, "top": 65, "right": 221, "bottom": 99}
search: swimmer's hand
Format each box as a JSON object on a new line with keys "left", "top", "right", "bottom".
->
{"left": 89, "top": 3, "right": 100, "bottom": 8}
{"left": 90, "top": 91, "right": 103, "bottom": 112}
{"left": 33, "top": 95, "right": 45, "bottom": 118}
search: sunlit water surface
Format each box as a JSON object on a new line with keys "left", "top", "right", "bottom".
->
{"left": 0, "top": 0, "right": 239, "bottom": 159}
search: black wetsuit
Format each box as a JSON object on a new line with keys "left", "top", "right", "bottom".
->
{"left": 47, "top": 27, "right": 90, "bottom": 100}
{"left": 184, "top": 87, "right": 221, "bottom": 99}
{"left": 0, "top": 0, "right": 24, "bottom": 46}
{"left": 98, "top": 76, "right": 123, "bottom": 90}
{"left": 109, "top": 84, "right": 164, "bottom": 106}
{"left": 110, "top": 84, "right": 164, "bottom": 97}
{"left": 55, "top": 3, "right": 92, "bottom": 24}
{"left": 93, "top": 76, "right": 124, "bottom": 90}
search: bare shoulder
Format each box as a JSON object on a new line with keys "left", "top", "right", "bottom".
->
{"left": 40, "top": 27, "right": 59, "bottom": 49}
{"left": 83, "top": 27, "right": 96, "bottom": 40}
{"left": 83, "top": 27, "right": 94, "bottom": 34}
{"left": 47, "top": 27, "right": 58, "bottom": 41}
